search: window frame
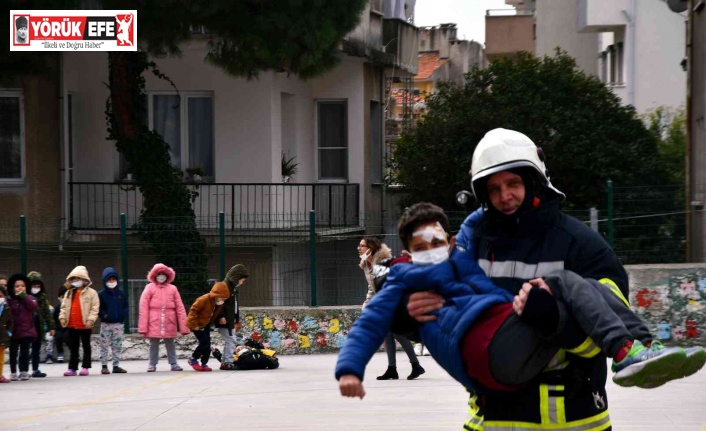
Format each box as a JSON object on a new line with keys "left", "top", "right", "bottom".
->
{"left": 147, "top": 91, "right": 215, "bottom": 180}
{"left": 0, "top": 89, "right": 26, "bottom": 185}
{"left": 316, "top": 99, "right": 348, "bottom": 182}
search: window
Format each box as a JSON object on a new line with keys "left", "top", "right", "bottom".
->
{"left": 149, "top": 93, "right": 214, "bottom": 178}
{"left": 317, "top": 101, "right": 347, "bottom": 180}
{"left": 0, "top": 91, "right": 24, "bottom": 183}
{"left": 606, "top": 43, "right": 624, "bottom": 85}
{"left": 370, "top": 101, "right": 382, "bottom": 184}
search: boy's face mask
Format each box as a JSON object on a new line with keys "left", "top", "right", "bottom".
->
{"left": 411, "top": 246, "right": 450, "bottom": 266}
{"left": 106, "top": 281, "right": 118, "bottom": 289}
{"left": 215, "top": 299, "right": 225, "bottom": 306}
{"left": 31, "top": 287, "right": 41, "bottom": 294}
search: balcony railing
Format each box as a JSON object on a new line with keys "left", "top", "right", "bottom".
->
{"left": 68, "top": 182, "right": 360, "bottom": 231}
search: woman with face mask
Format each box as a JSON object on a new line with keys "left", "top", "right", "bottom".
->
{"left": 58, "top": 266, "right": 99, "bottom": 376}
{"left": 138, "top": 263, "right": 189, "bottom": 372}
{"left": 358, "top": 236, "right": 424, "bottom": 381}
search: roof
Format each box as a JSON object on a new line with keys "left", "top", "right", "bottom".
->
{"left": 415, "top": 52, "right": 448, "bottom": 81}
{"left": 390, "top": 88, "right": 424, "bottom": 106}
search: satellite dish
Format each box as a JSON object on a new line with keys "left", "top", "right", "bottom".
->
{"left": 667, "top": 0, "right": 688, "bottom": 13}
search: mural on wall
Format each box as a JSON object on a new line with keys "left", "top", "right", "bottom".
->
{"left": 235, "top": 308, "right": 361, "bottom": 354}
{"left": 629, "top": 268, "right": 706, "bottom": 346}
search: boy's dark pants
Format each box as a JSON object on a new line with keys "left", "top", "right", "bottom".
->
{"left": 488, "top": 270, "right": 652, "bottom": 387}
{"left": 55, "top": 327, "right": 67, "bottom": 357}
{"left": 67, "top": 328, "right": 92, "bottom": 370}
{"left": 192, "top": 329, "right": 211, "bottom": 365}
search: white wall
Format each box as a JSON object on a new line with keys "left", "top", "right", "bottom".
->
{"left": 536, "top": 0, "right": 599, "bottom": 76}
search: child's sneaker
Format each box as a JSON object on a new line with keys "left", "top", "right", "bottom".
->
{"left": 10, "top": 373, "right": 18, "bottom": 381}
{"left": 56, "top": 355, "right": 64, "bottom": 363}
{"left": 211, "top": 348, "right": 223, "bottom": 363}
{"left": 79, "top": 368, "right": 89, "bottom": 376}
{"left": 31, "top": 370, "right": 46, "bottom": 378}
{"left": 0, "top": 376, "right": 10, "bottom": 383}
{"left": 101, "top": 366, "right": 110, "bottom": 375}
{"left": 112, "top": 366, "right": 128, "bottom": 373}
{"left": 19, "top": 372, "right": 30, "bottom": 381}
{"left": 200, "top": 364, "right": 212, "bottom": 372}
{"left": 170, "top": 365, "right": 183, "bottom": 372}
{"left": 64, "top": 369, "right": 77, "bottom": 376}
{"left": 188, "top": 358, "right": 202, "bottom": 371}
{"left": 612, "top": 340, "right": 686, "bottom": 388}
{"left": 45, "top": 355, "right": 53, "bottom": 364}
{"left": 147, "top": 365, "right": 156, "bottom": 372}
{"left": 220, "top": 363, "right": 237, "bottom": 370}
{"left": 681, "top": 346, "right": 706, "bottom": 379}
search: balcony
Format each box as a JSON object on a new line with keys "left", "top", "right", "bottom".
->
{"left": 382, "top": 18, "right": 419, "bottom": 75}
{"left": 485, "top": 8, "right": 536, "bottom": 62}
{"left": 577, "top": 0, "right": 629, "bottom": 33}
{"left": 68, "top": 182, "right": 360, "bottom": 232}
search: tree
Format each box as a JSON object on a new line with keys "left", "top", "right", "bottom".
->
{"left": 388, "top": 51, "right": 670, "bottom": 212}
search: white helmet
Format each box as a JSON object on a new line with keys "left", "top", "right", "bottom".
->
{"left": 470, "top": 128, "right": 565, "bottom": 202}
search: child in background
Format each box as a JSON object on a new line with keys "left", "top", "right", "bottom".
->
{"left": 52, "top": 286, "right": 68, "bottom": 363}
{"left": 185, "top": 283, "right": 230, "bottom": 372}
{"left": 214, "top": 264, "right": 249, "bottom": 370}
{"left": 7, "top": 274, "right": 38, "bottom": 381}
{"left": 26, "top": 271, "right": 55, "bottom": 377}
{"left": 138, "top": 263, "right": 189, "bottom": 372}
{"left": 0, "top": 286, "right": 13, "bottom": 383}
{"left": 98, "top": 267, "right": 129, "bottom": 374}
{"left": 59, "top": 266, "right": 100, "bottom": 376}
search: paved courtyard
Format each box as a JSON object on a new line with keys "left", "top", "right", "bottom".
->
{"left": 1, "top": 352, "right": 705, "bottom": 430}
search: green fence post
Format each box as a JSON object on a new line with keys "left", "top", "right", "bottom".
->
{"left": 219, "top": 211, "right": 225, "bottom": 280}
{"left": 309, "top": 210, "right": 318, "bottom": 307}
{"left": 120, "top": 213, "right": 130, "bottom": 333}
{"left": 19, "top": 215, "right": 26, "bottom": 274}
{"left": 607, "top": 179, "right": 614, "bottom": 248}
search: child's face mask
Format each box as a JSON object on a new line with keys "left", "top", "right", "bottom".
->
{"left": 156, "top": 275, "right": 167, "bottom": 283}
{"left": 411, "top": 246, "right": 450, "bottom": 266}
{"left": 106, "top": 282, "right": 118, "bottom": 289}
{"left": 71, "top": 280, "right": 84, "bottom": 288}
{"left": 215, "top": 299, "right": 225, "bottom": 306}
{"left": 31, "top": 287, "right": 41, "bottom": 294}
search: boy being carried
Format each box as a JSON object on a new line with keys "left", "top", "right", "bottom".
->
{"left": 336, "top": 203, "right": 706, "bottom": 398}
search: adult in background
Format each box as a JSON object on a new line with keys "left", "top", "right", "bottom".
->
{"left": 359, "top": 236, "right": 424, "bottom": 380}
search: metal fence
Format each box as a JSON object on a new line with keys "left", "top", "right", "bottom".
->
{"left": 0, "top": 183, "right": 689, "bottom": 313}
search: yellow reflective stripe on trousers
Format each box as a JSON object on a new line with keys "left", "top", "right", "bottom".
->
{"left": 566, "top": 337, "right": 601, "bottom": 358}
{"left": 464, "top": 392, "right": 484, "bottom": 431}
{"left": 540, "top": 384, "right": 566, "bottom": 424}
{"left": 482, "top": 410, "right": 611, "bottom": 431}
{"left": 599, "top": 277, "right": 629, "bottom": 307}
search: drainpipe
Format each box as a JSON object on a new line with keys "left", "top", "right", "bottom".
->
{"left": 59, "top": 52, "right": 68, "bottom": 249}
{"left": 380, "top": 66, "right": 386, "bottom": 234}
{"left": 685, "top": 0, "right": 693, "bottom": 261}
{"left": 621, "top": 0, "right": 636, "bottom": 107}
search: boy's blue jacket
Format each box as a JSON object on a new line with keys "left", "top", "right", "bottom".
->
{"left": 335, "top": 216, "right": 513, "bottom": 390}
{"left": 98, "top": 267, "right": 129, "bottom": 324}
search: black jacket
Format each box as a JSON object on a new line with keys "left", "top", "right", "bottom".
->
{"left": 215, "top": 280, "right": 240, "bottom": 333}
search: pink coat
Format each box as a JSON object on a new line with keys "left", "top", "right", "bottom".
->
{"left": 138, "top": 263, "right": 189, "bottom": 338}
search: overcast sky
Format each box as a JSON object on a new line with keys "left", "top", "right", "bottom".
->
{"left": 414, "top": 0, "right": 515, "bottom": 45}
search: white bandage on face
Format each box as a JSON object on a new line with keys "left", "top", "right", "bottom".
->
{"left": 411, "top": 222, "right": 447, "bottom": 243}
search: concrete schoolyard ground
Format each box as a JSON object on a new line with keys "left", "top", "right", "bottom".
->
{"left": 1, "top": 352, "right": 705, "bottom": 431}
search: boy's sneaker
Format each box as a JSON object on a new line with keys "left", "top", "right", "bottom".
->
{"left": 200, "top": 364, "right": 212, "bottom": 372}
{"left": 64, "top": 369, "right": 77, "bottom": 376}
{"left": 147, "top": 365, "right": 156, "bottom": 372}
{"left": 19, "top": 372, "right": 30, "bottom": 381}
{"left": 681, "top": 346, "right": 706, "bottom": 379}
{"left": 79, "top": 368, "right": 89, "bottom": 376}
{"left": 170, "top": 365, "right": 183, "bottom": 372}
{"left": 211, "top": 348, "right": 223, "bottom": 363}
{"left": 0, "top": 376, "right": 10, "bottom": 383}
{"left": 32, "top": 370, "right": 47, "bottom": 378}
{"left": 112, "top": 366, "right": 128, "bottom": 373}
{"left": 10, "top": 373, "right": 18, "bottom": 381}
{"left": 220, "top": 363, "right": 237, "bottom": 370}
{"left": 613, "top": 340, "right": 686, "bottom": 388}
{"left": 45, "top": 355, "right": 53, "bottom": 364}
{"left": 56, "top": 355, "right": 64, "bottom": 363}
{"left": 101, "top": 366, "right": 110, "bottom": 375}
{"left": 188, "top": 358, "right": 202, "bottom": 371}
